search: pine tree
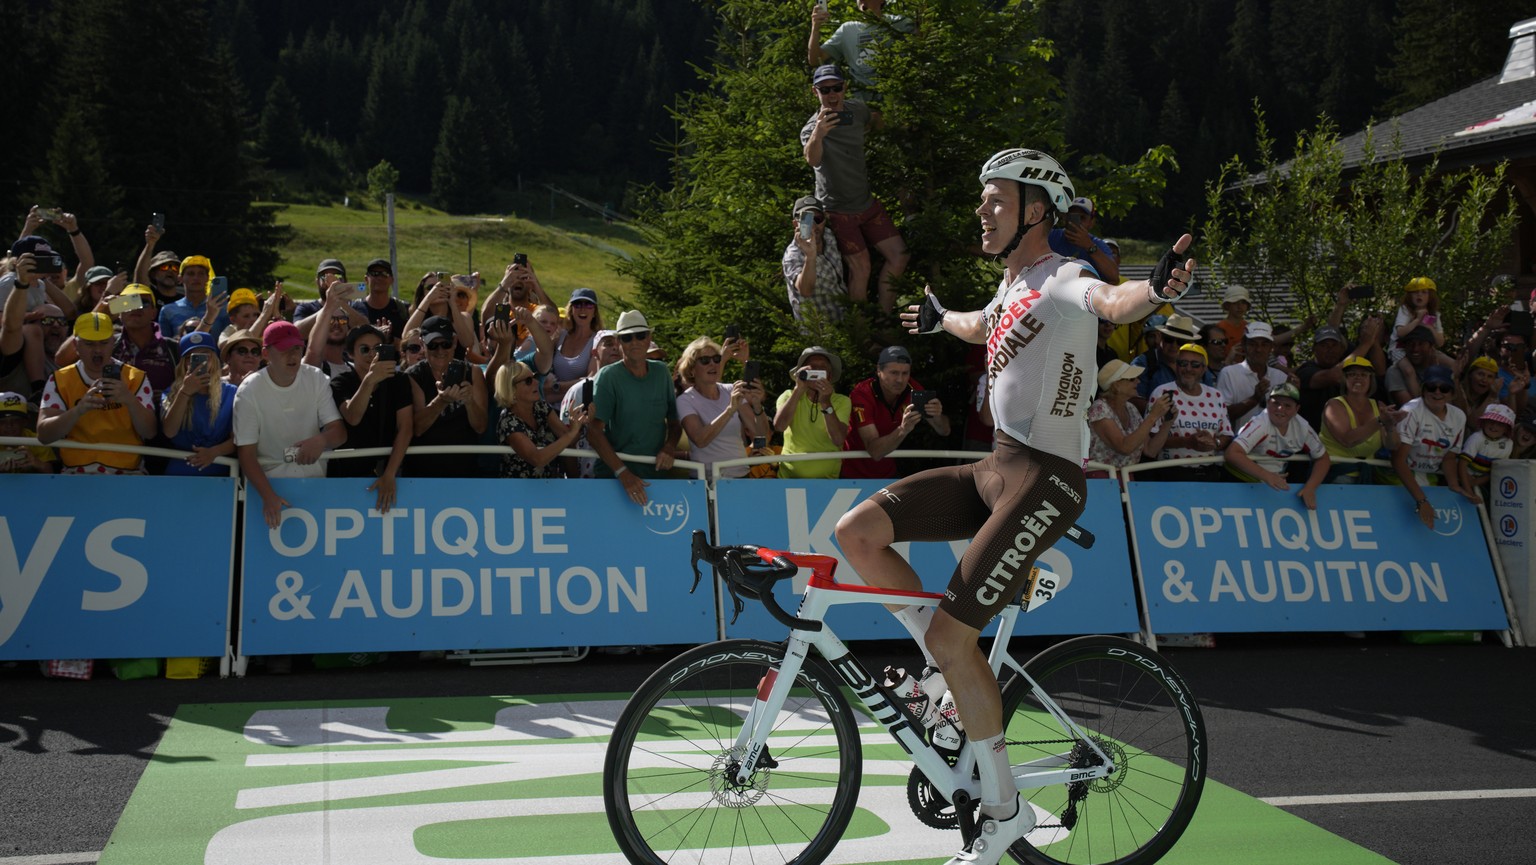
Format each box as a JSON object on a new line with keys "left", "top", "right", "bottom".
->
{"left": 256, "top": 75, "right": 305, "bottom": 170}
{"left": 431, "top": 95, "right": 493, "bottom": 214}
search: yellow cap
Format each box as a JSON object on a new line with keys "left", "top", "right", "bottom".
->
{"left": 1340, "top": 355, "right": 1374, "bottom": 372}
{"left": 1404, "top": 276, "right": 1436, "bottom": 293}
{"left": 74, "top": 312, "right": 115, "bottom": 341}
{"left": 179, "top": 255, "right": 216, "bottom": 277}
{"left": 229, "top": 288, "right": 259, "bottom": 310}
{"left": 122, "top": 283, "right": 155, "bottom": 297}
{"left": 1470, "top": 355, "right": 1499, "bottom": 375}
{"left": 1177, "top": 343, "right": 1209, "bottom": 364}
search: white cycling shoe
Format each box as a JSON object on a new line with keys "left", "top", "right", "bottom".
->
{"left": 945, "top": 794, "right": 1034, "bottom": 865}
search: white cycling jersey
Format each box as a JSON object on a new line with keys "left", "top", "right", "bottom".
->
{"left": 984, "top": 253, "right": 1104, "bottom": 464}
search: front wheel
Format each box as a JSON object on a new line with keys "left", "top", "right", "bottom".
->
{"left": 603, "top": 639, "right": 863, "bottom": 865}
{"left": 1001, "top": 635, "right": 1207, "bottom": 865}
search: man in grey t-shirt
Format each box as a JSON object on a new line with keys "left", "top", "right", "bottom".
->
{"left": 800, "top": 64, "right": 908, "bottom": 312}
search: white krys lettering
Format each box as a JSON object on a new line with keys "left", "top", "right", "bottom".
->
{"left": 532, "top": 508, "right": 568, "bottom": 553}
{"left": 432, "top": 569, "right": 474, "bottom": 616}
{"left": 787, "top": 486, "right": 864, "bottom": 585}
{"left": 324, "top": 509, "right": 366, "bottom": 555}
{"left": 81, "top": 519, "right": 149, "bottom": 611}
{"left": 270, "top": 509, "right": 319, "bottom": 557}
{"left": 330, "top": 570, "right": 378, "bottom": 619}
{"left": 0, "top": 516, "right": 74, "bottom": 645}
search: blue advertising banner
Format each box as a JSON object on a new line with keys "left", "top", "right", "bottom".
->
{"left": 1128, "top": 482, "right": 1509, "bottom": 632}
{"left": 714, "top": 478, "right": 1139, "bottom": 640}
{"left": 0, "top": 476, "right": 236, "bottom": 660}
{"left": 239, "top": 478, "right": 714, "bottom": 654}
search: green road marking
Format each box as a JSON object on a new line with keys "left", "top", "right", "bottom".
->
{"left": 101, "top": 696, "right": 1396, "bottom": 865}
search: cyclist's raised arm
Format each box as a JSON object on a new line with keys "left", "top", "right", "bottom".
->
{"left": 901, "top": 286, "right": 987, "bottom": 344}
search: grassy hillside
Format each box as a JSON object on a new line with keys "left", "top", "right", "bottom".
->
{"left": 268, "top": 201, "right": 647, "bottom": 306}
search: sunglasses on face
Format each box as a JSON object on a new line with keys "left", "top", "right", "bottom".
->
{"left": 619, "top": 330, "right": 650, "bottom": 343}
{"left": 514, "top": 376, "right": 536, "bottom": 386}
{"left": 1424, "top": 384, "right": 1453, "bottom": 395}
{"left": 426, "top": 342, "right": 454, "bottom": 352}
{"left": 38, "top": 316, "right": 67, "bottom": 327}
{"left": 1175, "top": 360, "right": 1205, "bottom": 369}
{"left": 228, "top": 346, "right": 259, "bottom": 356}
{"left": 816, "top": 83, "right": 844, "bottom": 94}
{"left": 154, "top": 266, "right": 179, "bottom": 274}
{"left": 403, "top": 343, "right": 425, "bottom": 353}
{"left": 570, "top": 299, "right": 596, "bottom": 308}
{"left": 696, "top": 354, "right": 723, "bottom": 365}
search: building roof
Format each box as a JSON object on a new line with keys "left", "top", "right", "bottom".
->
{"left": 1335, "top": 19, "right": 1536, "bottom": 171}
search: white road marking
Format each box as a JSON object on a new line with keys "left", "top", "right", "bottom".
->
{"left": 1263, "top": 788, "right": 1536, "bottom": 807}
{"left": 0, "top": 853, "right": 102, "bottom": 865}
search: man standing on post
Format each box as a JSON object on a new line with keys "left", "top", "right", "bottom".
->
{"left": 586, "top": 310, "right": 681, "bottom": 508}
{"left": 801, "top": 65, "right": 909, "bottom": 311}
{"left": 782, "top": 196, "right": 848, "bottom": 323}
{"left": 834, "top": 148, "right": 1195, "bottom": 865}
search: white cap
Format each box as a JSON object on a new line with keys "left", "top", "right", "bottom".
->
{"left": 1245, "top": 321, "right": 1274, "bottom": 341}
{"left": 1069, "top": 196, "right": 1095, "bottom": 215}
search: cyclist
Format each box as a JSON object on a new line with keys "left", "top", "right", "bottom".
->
{"left": 835, "top": 148, "right": 1194, "bottom": 865}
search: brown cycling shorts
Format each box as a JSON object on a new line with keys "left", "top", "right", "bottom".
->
{"left": 869, "top": 435, "right": 1087, "bottom": 629}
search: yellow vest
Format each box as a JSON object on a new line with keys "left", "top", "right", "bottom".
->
{"left": 1319, "top": 396, "right": 1382, "bottom": 461}
{"left": 52, "top": 364, "right": 147, "bottom": 470}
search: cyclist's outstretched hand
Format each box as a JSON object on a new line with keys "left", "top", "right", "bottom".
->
{"left": 902, "top": 287, "right": 947, "bottom": 335}
{"left": 1150, "top": 234, "right": 1197, "bottom": 299}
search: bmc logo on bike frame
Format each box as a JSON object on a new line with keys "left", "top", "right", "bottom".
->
{"left": 827, "top": 652, "right": 917, "bottom": 755}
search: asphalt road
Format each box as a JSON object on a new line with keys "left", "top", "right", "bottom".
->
{"left": 2, "top": 633, "right": 1532, "bottom": 865}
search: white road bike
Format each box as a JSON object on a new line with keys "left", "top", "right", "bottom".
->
{"left": 603, "top": 530, "right": 1206, "bottom": 865}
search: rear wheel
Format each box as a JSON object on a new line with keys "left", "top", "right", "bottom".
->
{"left": 603, "top": 639, "right": 863, "bottom": 865}
{"left": 1001, "top": 635, "right": 1206, "bottom": 865}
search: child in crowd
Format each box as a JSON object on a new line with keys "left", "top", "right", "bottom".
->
{"left": 1457, "top": 404, "right": 1516, "bottom": 500}
{"left": 1224, "top": 382, "right": 1330, "bottom": 509}
{"left": 1388, "top": 276, "right": 1443, "bottom": 363}
{"left": 1510, "top": 419, "right": 1536, "bottom": 459}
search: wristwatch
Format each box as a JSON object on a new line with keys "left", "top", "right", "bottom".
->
{"left": 821, "top": 404, "right": 835, "bottom": 416}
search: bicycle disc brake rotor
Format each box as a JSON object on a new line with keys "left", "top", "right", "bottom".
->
{"left": 907, "top": 767, "right": 961, "bottom": 830}
{"left": 1078, "top": 736, "right": 1128, "bottom": 794}
{"left": 711, "top": 747, "right": 770, "bottom": 807}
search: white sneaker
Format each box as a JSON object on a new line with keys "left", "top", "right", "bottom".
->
{"left": 945, "top": 795, "right": 1033, "bottom": 865}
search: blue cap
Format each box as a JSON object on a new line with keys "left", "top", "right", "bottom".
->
{"left": 1421, "top": 364, "right": 1454, "bottom": 387}
{"left": 180, "top": 330, "right": 218, "bottom": 355}
{"left": 570, "top": 287, "right": 598, "bottom": 305}
{"left": 812, "top": 64, "right": 844, "bottom": 85}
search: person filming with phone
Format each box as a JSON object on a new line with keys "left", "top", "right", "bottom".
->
{"left": 782, "top": 195, "right": 848, "bottom": 322}
{"left": 159, "top": 331, "right": 236, "bottom": 476}
{"left": 772, "top": 345, "right": 851, "bottom": 479}
{"left": 801, "top": 65, "right": 909, "bottom": 311}
{"left": 840, "top": 345, "right": 949, "bottom": 479}
{"left": 37, "top": 312, "right": 158, "bottom": 475}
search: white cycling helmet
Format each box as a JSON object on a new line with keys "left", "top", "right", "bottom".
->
{"left": 978, "top": 149, "right": 1075, "bottom": 212}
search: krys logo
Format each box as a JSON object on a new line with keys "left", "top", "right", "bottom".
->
{"left": 642, "top": 495, "right": 691, "bottom": 536}
{"left": 1432, "top": 502, "right": 1466, "bottom": 538}
{"left": 0, "top": 516, "right": 149, "bottom": 646}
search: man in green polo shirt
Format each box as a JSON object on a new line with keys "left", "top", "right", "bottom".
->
{"left": 587, "top": 309, "right": 681, "bottom": 507}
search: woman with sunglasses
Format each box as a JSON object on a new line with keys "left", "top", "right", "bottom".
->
{"left": 493, "top": 360, "right": 586, "bottom": 479}
{"left": 161, "top": 331, "right": 236, "bottom": 476}
{"left": 219, "top": 329, "right": 263, "bottom": 386}
{"left": 1198, "top": 323, "right": 1230, "bottom": 376}
{"left": 675, "top": 336, "right": 765, "bottom": 479}
{"left": 548, "top": 288, "right": 603, "bottom": 402}
{"left": 1390, "top": 364, "right": 1474, "bottom": 528}
{"left": 1320, "top": 356, "right": 1401, "bottom": 484}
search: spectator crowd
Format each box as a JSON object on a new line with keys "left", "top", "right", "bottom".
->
{"left": 5, "top": 3, "right": 1536, "bottom": 534}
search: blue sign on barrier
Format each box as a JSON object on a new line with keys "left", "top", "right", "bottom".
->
{"left": 0, "top": 476, "right": 236, "bottom": 660}
{"left": 715, "top": 478, "right": 1139, "bottom": 640}
{"left": 239, "top": 478, "right": 714, "bottom": 654}
{"left": 1128, "top": 482, "right": 1509, "bottom": 632}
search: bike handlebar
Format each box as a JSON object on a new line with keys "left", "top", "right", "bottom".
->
{"left": 690, "top": 531, "right": 823, "bottom": 632}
